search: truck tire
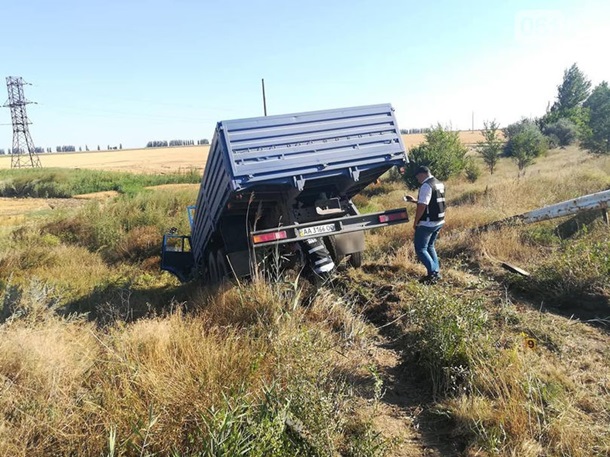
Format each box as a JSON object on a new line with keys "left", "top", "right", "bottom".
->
{"left": 216, "top": 250, "right": 229, "bottom": 282}
{"left": 324, "top": 235, "right": 344, "bottom": 265}
{"left": 208, "top": 251, "right": 219, "bottom": 284}
{"left": 348, "top": 251, "right": 363, "bottom": 268}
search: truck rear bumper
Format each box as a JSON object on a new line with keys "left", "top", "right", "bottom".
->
{"left": 250, "top": 207, "right": 409, "bottom": 248}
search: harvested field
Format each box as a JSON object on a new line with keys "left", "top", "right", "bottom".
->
{"left": 0, "top": 132, "right": 490, "bottom": 174}
{"left": 402, "top": 130, "right": 492, "bottom": 148}
{"left": 0, "top": 197, "right": 84, "bottom": 228}
{"left": 0, "top": 145, "right": 209, "bottom": 173}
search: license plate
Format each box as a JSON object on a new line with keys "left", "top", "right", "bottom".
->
{"left": 298, "top": 223, "right": 336, "bottom": 237}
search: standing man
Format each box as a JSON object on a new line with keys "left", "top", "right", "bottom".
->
{"left": 404, "top": 166, "right": 446, "bottom": 283}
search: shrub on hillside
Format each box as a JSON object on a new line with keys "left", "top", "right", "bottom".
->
{"left": 504, "top": 119, "right": 548, "bottom": 175}
{"left": 404, "top": 288, "right": 488, "bottom": 396}
{"left": 503, "top": 119, "right": 546, "bottom": 157}
{"left": 543, "top": 118, "right": 578, "bottom": 147}
{"left": 41, "top": 191, "right": 195, "bottom": 263}
{"left": 403, "top": 124, "right": 468, "bottom": 189}
{"left": 464, "top": 157, "right": 481, "bottom": 182}
{"left": 109, "top": 225, "right": 161, "bottom": 263}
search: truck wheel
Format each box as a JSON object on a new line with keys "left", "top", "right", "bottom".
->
{"left": 348, "top": 251, "right": 363, "bottom": 268}
{"left": 216, "top": 250, "right": 229, "bottom": 282}
{"left": 208, "top": 251, "right": 219, "bottom": 284}
{"left": 324, "top": 235, "right": 344, "bottom": 265}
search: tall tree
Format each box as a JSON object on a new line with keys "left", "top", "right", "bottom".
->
{"left": 542, "top": 64, "right": 592, "bottom": 134}
{"left": 582, "top": 81, "right": 610, "bottom": 154}
{"left": 553, "top": 63, "right": 591, "bottom": 113}
{"left": 477, "top": 120, "right": 503, "bottom": 174}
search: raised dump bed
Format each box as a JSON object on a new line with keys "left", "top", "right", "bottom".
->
{"left": 162, "top": 103, "right": 410, "bottom": 283}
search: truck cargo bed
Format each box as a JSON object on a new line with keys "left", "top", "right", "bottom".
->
{"left": 191, "top": 104, "right": 407, "bottom": 272}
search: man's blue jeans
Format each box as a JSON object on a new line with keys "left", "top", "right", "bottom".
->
{"left": 414, "top": 224, "right": 443, "bottom": 275}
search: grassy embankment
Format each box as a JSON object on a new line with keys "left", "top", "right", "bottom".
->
{"left": 0, "top": 168, "right": 386, "bottom": 456}
{"left": 0, "top": 147, "right": 609, "bottom": 455}
{"left": 352, "top": 145, "right": 610, "bottom": 455}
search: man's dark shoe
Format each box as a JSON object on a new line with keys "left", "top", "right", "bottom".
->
{"left": 419, "top": 274, "right": 438, "bottom": 285}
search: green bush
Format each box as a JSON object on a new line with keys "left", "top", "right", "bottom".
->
{"left": 504, "top": 120, "right": 548, "bottom": 174}
{"left": 403, "top": 125, "right": 468, "bottom": 189}
{"left": 464, "top": 157, "right": 481, "bottom": 183}
{"left": 404, "top": 287, "right": 488, "bottom": 396}
{"left": 543, "top": 118, "right": 578, "bottom": 147}
{"left": 582, "top": 81, "right": 610, "bottom": 154}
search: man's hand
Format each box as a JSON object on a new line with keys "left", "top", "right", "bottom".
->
{"left": 413, "top": 203, "right": 427, "bottom": 231}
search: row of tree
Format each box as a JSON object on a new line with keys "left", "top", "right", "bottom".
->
{"left": 478, "top": 63, "right": 610, "bottom": 176}
{"left": 3, "top": 139, "right": 210, "bottom": 155}
{"left": 0, "top": 145, "right": 123, "bottom": 154}
{"left": 401, "top": 63, "right": 610, "bottom": 186}
{"left": 146, "top": 139, "right": 209, "bottom": 148}
{"left": 400, "top": 128, "right": 432, "bottom": 135}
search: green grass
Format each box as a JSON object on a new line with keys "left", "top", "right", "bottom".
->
{"left": 0, "top": 168, "right": 201, "bottom": 198}
{"left": 513, "top": 229, "right": 610, "bottom": 305}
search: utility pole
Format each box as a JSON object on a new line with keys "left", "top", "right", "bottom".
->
{"left": 3, "top": 76, "right": 42, "bottom": 168}
{"left": 261, "top": 78, "right": 267, "bottom": 116}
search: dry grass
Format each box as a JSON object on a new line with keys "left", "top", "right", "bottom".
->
{"left": 1, "top": 142, "right": 609, "bottom": 456}
{"left": 360, "top": 146, "right": 609, "bottom": 272}
{"left": 0, "top": 278, "right": 384, "bottom": 456}
{"left": 357, "top": 146, "right": 610, "bottom": 455}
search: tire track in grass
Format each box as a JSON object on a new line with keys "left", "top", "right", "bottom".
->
{"left": 331, "top": 267, "right": 459, "bottom": 456}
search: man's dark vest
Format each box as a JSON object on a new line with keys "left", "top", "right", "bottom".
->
{"left": 422, "top": 177, "right": 446, "bottom": 222}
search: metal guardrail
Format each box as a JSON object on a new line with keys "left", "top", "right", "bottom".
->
{"left": 480, "top": 189, "right": 610, "bottom": 231}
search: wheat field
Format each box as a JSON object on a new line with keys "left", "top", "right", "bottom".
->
{"left": 0, "top": 131, "right": 490, "bottom": 173}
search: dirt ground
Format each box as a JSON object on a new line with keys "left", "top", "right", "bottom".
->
{"left": 0, "top": 132, "right": 488, "bottom": 174}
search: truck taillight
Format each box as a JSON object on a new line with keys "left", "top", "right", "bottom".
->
{"left": 252, "top": 230, "right": 288, "bottom": 244}
{"left": 379, "top": 211, "right": 408, "bottom": 223}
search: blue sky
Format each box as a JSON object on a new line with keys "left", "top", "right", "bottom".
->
{"left": 2, "top": 0, "right": 609, "bottom": 149}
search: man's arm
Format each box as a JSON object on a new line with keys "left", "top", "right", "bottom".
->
{"left": 413, "top": 203, "right": 427, "bottom": 229}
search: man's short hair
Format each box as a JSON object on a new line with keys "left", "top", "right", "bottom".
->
{"left": 414, "top": 165, "right": 431, "bottom": 176}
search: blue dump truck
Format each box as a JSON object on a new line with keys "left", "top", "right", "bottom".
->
{"left": 161, "top": 103, "right": 410, "bottom": 283}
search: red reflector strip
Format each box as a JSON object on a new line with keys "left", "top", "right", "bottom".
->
{"left": 252, "top": 230, "right": 288, "bottom": 244}
{"left": 379, "top": 212, "right": 408, "bottom": 223}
